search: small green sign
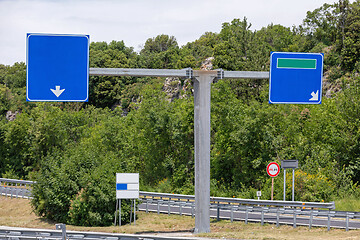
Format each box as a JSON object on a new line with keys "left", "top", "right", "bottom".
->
{"left": 277, "top": 58, "right": 316, "bottom": 69}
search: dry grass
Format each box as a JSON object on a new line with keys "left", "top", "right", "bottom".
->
{"left": 1, "top": 197, "right": 360, "bottom": 239}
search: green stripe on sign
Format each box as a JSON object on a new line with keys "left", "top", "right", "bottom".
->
{"left": 277, "top": 58, "right": 316, "bottom": 69}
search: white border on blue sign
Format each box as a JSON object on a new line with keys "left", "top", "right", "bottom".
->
{"left": 26, "top": 33, "right": 90, "bottom": 102}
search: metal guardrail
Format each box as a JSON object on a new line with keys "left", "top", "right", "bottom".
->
{"left": 2, "top": 178, "right": 360, "bottom": 231}
{"left": 0, "top": 178, "right": 34, "bottom": 199}
{"left": 139, "top": 191, "right": 336, "bottom": 210}
{"left": 1, "top": 178, "right": 335, "bottom": 210}
{"left": 0, "top": 226, "right": 197, "bottom": 240}
{"left": 139, "top": 198, "right": 360, "bottom": 231}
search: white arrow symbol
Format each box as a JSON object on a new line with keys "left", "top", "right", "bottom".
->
{"left": 309, "top": 90, "right": 319, "bottom": 101}
{"left": 50, "top": 86, "right": 65, "bottom": 97}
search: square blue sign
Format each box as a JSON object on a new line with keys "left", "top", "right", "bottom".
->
{"left": 26, "top": 33, "right": 89, "bottom": 102}
{"left": 269, "top": 52, "right": 323, "bottom": 104}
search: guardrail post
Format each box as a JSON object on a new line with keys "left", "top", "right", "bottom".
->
{"left": 230, "top": 207, "right": 234, "bottom": 223}
{"left": 327, "top": 211, "right": 335, "bottom": 231}
{"left": 56, "top": 223, "right": 67, "bottom": 240}
{"left": 245, "top": 207, "right": 252, "bottom": 224}
{"left": 191, "top": 204, "right": 194, "bottom": 218}
{"left": 157, "top": 201, "right": 160, "bottom": 214}
{"left": 168, "top": 201, "right": 171, "bottom": 215}
{"left": 293, "top": 210, "right": 299, "bottom": 228}
{"left": 261, "top": 207, "right": 268, "bottom": 226}
{"left": 276, "top": 209, "right": 284, "bottom": 227}
{"left": 346, "top": 212, "right": 354, "bottom": 231}
{"left": 217, "top": 203, "right": 220, "bottom": 221}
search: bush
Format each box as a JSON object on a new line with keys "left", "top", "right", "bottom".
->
{"left": 261, "top": 169, "right": 335, "bottom": 202}
{"left": 31, "top": 141, "right": 133, "bottom": 226}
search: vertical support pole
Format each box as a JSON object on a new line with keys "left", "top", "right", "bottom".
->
{"left": 130, "top": 200, "right": 133, "bottom": 225}
{"left": 120, "top": 199, "right": 122, "bottom": 226}
{"left": 271, "top": 177, "right": 274, "bottom": 201}
{"left": 292, "top": 168, "right": 295, "bottom": 201}
{"left": 283, "top": 169, "right": 286, "bottom": 201}
{"left": 193, "top": 70, "right": 215, "bottom": 233}
{"left": 114, "top": 198, "right": 118, "bottom": 226}
{"left": 134, "top": 199, "right": 136, "bottom": 226}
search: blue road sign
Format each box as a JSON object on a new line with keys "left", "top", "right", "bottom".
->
{"left": 26, "top": 33, "right": 89, "bottom": 102}
{"left": 269, "top": 52, "right": 323, "bottom": 104}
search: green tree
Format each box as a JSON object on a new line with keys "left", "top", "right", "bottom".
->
{"left": 139, "top": 34, "right": 180, "bottom": 69}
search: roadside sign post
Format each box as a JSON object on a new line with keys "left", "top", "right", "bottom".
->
{"left": 26, "top": 33, "right": 89, "bottom": 102}
{"left": 256, "top": 191, "right": 261, "bottom": 200}
{"left": 267, "top": 162, "right": 280, "bottom": 200}
{"left": 281, "top": 160, "right": 299, "bottom": 201}
{"left": 115, "top": 173, "right": 139, "bottom": 226}
{"left": 269, "top": 52, "right": 323, "bottom": 104}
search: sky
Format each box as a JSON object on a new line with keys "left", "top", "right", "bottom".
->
{"left": 0, "top": 0, "right": 340, "bottom": 65}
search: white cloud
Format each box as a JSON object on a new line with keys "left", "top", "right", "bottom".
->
{"left": 0, "top": 0, "right": 339, "bottom": 65}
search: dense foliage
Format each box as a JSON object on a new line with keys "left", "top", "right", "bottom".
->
{"left": 1, "top": 0, "right": 360, "bottom": 226}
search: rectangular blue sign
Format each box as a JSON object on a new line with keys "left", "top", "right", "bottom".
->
{"left": 26, "top": 33, "right": 89, "bottom": 102}
{"left": 269, "top": 52, "right": 323, "bottom": 104}
{"left": 116, "top": 183, "right": 128, "bottom": 190}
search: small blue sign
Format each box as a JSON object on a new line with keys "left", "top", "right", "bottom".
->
{"left": 26, "top": 33, "right": 89, "bottom": 102}
{"left": 116, "top": 183, "right": 128, "bottom": 190}
{"left": 269, "top": 52, "right": 323, "bottom": 104}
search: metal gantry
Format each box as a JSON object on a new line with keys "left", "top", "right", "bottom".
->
{"left": 89, "top": 67, "right": 269, "bottom": 233}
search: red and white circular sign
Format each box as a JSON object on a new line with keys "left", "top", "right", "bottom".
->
{"left": 267, "top": 162, "right": 280, "bottom": 177}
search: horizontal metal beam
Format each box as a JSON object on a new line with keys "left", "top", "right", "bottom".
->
{"left": 139, "top": 191, "right": 335, "bottom": 210}
{"left": 0, "top": 226, "right": 193, "bottom": 240}
{"left": 0, "top": 178, "right": 35, "bottom": 185}
{"left": 1, "top": 178, "right": 335, "bottom": 210}
{"left": 89, "top": 68, "right": 192, "bottom": 78}
{"left": 89, "top": 68, "right": 269, "bottom": 80}
{"left": 224, "top": 70, "right": 269, "bottom": 79}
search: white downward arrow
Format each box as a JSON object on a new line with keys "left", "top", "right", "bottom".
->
{"left": 50, "top": 86, "right": 65, "bottom": 97}
{"left": 309, "top": 90, "right": 319, "bottom": 101}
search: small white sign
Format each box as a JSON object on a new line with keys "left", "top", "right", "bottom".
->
{"left": 256, "top": 191, "right": 261, "bottom": 197}
{"left": 116, "top": 173, "right": 139, "bottom": 199}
